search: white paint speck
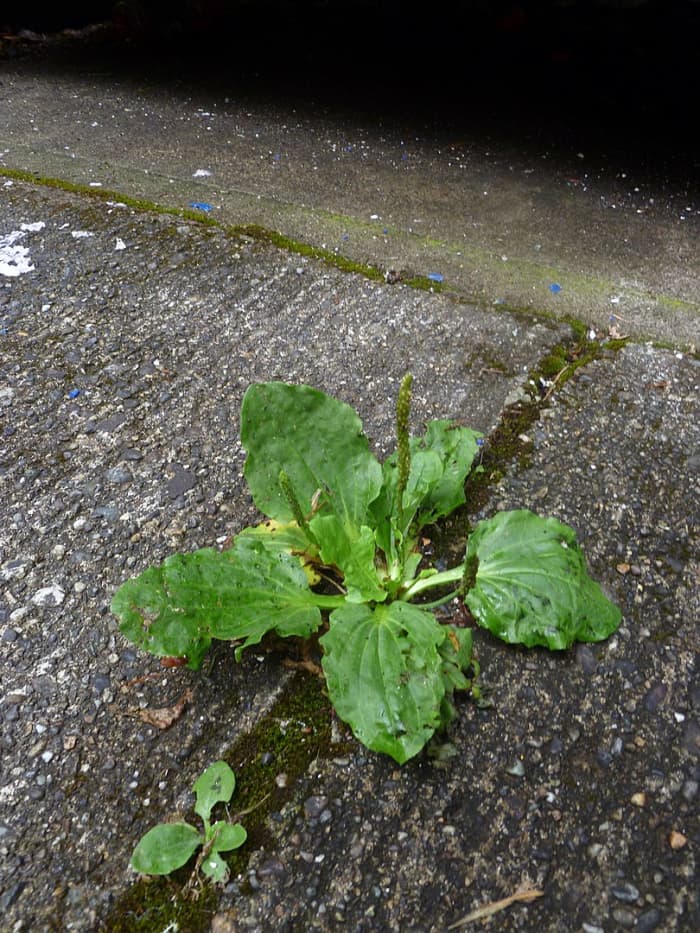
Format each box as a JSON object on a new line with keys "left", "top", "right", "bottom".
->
{"left": 193, "top": 168, "right": 212, "bottom": 177}
{"left": 0, "top": 230, "right": 34, "bottom": 277}
{"left": 71, "top": 230, "right": 94, "bottom": 239}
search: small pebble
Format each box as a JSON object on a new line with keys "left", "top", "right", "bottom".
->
{"left": 611, "top": 907, "right": 637, "bottom": 928}
{"left": 636, "top": 908, "right": 662, "bottom": 933}
{"left": 32, "top": 585, "right": 65, "bottom": 607}
{"left": 575, "top": 644, "right": 597, "bottom": 675}
{"left": 644, "top": 683, "right": 668, "bottom": 712}
{"left": 304, "top": 795, "right": 328, "bottom": 819}
{"left": 105, "top": 465, "right": 132, "bottom": 484}
{"left": 611, "top": 881, "right": 640, "bottom": 903}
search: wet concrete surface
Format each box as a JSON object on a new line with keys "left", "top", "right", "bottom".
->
{"left": 1, "top": 20, "right": 698, "bottom": 347}
{"left": 0, "top": 18, "right": 698, "bottom": 933}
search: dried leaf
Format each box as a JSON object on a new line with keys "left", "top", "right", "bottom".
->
{"left": 447, "top": 889, "right": 544, "bottom": 928}
{"left": 130, "top": 688, "right": 193, "bottom": 730}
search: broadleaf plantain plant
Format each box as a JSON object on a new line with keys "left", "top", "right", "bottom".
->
{"left": 112, "top": 375, "right": 621, "bottom": 764}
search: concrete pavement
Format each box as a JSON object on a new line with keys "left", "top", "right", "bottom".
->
{"left": 0, "top": 25, "right": 698, "bottom": 933}
{"left": 1, "top": 30, "right": 698, "bottom": 348}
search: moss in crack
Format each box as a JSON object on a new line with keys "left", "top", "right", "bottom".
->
{"left": 0, "top": 170, "right": 448, "bottom": 292}
{"left": 0, "top": 168, "right": 221, "bottom": 228}
{"left": 97, "top": 877, "right": 218, "bottom": 933}
{"left": 232, "top": 223, "right": 386, "bottom": 281}
{"left": 431, "top": 332, "right": 631, "bottom": 560}
{"left": 465, "top": 398, "right": 539, "bottom": 516}
{"left": 220, "top": 663, "right": 342, "bottom": 880}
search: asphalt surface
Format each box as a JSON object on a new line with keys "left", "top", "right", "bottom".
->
{"left": 0, "top": 20, "right": 698, "bottom": 933}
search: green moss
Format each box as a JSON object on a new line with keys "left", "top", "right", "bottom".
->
{"left": 431, "top": 331, "right": 632, "bottom": 561}
{"left": 233, "top": 224, "right": 385, "bottom": 280}
{"left": 0, "top": 167, "right": 221, "bottom": 226}
{"left": 403, "top": 274, "right": 445, "bottom": 292}
{"left": 99, "top": 878, "right": 218, "bottom": 933}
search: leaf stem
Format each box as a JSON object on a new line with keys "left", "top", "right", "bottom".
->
{"left": 411, "top": 588, "right": 461, "bottom": 610}
{"left": 311, "top": 593, "right": 347, "bottom": 610}
{"left": 401, "top": 564, "right": 465, "bottom": 601}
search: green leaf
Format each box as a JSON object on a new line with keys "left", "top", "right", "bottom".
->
{"left": 418, "top": 420, "right": 483, "bottom": 524}
{"left": 464, "top": 509, "right": 622, "bottom": 650}
{"left": 438, "top": 626, "right": 474, "bottom": 725}
{"left": 207, "top": 820, "right": 247, "bottom": 853}
{"left": 199, "top": 851, "right": 229, "bottom": 883}
{"left": 309, "top": 515, "right": 386, "bottom": 602}
{"left": 237, "top": 519, "right": 321, "bottom": 584}
{"left": 130, "top": 822, "right": 202, "bottom": 876}
{"left": 439, "top": 626, "right": 473, "bottom": 693}
{"left": 194, "top": 761, "right": 235, "bottom": 823}
{"left": 241, "top": 381, "right": 383, "bottom": 528}
{"left": 320, "top": 602, "right": 448, "bottom": 764}
{"left": 111, "top": 561, "right": 213, "bottom": 670}
{"left": 112, "top": 537, "right": 327, "bottom": 668}
{"left": 371, "top": 421, "right": 482, "bottom": 576}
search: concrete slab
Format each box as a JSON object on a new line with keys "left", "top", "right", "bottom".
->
{"left": 0, "top": 178, "right": 572, "bottom": 929}
{"left": 205, "top": 349, "right": 699, "bottom": 933}
{"left": 0, "top": 29, "right": 698, "bottom": 933}
{"left": 1, "top": 53, "right": 698, "bottom": 348}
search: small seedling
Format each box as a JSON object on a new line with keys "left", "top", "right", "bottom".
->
{"left": 113, "top": 376, "right": 621, "bottom": 763}
{"left": 130, "top": 761, "right": 246, "bottom": 884}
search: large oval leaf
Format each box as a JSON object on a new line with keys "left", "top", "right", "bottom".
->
{"left": 241, "top": 382, "right": 382, "bottom": 527}
{"left": 464, "top": 509, "right": 621, "bottom": 649}
{"left": 130, "top": 822, "right": 202, "bottom": 876}
{"left": 111, "top": 537, "right": 325, "bottom": 668}
{"left": 320, "top": 602, "right": 447, "bottom": 764}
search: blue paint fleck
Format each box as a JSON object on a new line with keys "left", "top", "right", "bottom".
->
{"left": 549, "top": 282, "right": 562, "bottom": 293}
{"left": 68, "top": 388, "right": 81, "bottom": 399}
{"left": 427, "top": 273, "right": 444, "bottom": 283}
{"left": 189, "top": 201, "right": 214, "bottom": 212}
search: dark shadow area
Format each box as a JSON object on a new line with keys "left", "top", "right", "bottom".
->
{"left": 2, "top": 1, "right": 698, "bottom": 186}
